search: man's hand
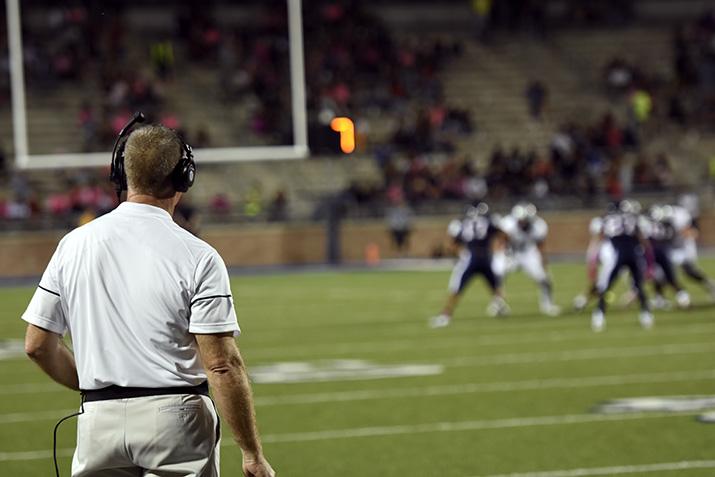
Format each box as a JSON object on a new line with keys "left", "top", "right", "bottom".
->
{"left": 243, "top": 453, "right": 276, "bottom": 477}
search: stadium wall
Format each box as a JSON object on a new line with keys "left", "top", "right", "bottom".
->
{"left": 1, "top": 212, "right": 714, "bottom": 278}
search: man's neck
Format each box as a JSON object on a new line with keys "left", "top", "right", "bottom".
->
{"left": 126, "top": 192, "right": 177, "bottom": 216}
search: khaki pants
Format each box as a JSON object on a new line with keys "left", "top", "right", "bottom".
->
{"left": 72, "top": 394, "right": 220, "bottom": 476}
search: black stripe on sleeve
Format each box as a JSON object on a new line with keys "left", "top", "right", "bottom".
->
{"left": 190, "top": 294, "right": 232, "bottom": 307}
{"left": 38, "top": 285, "right": 60, "bottom": 297}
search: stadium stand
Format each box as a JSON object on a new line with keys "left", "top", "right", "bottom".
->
{"left": 0, "top": 1, "right": 714, "bottom": 230}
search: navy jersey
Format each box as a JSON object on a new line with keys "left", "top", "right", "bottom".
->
{"left": 601, "top": 212, "right": 641, "bottom": 252}
{"left": 448, "top": 215, "right": 501, "bottom": 259}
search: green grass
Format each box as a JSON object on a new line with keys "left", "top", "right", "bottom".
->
{"left": 2, "top": 260, "right": 715, "bottom": 476}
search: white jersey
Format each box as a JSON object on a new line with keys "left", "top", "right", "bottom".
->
{"left": 22, "top": 202, "right": 240, "bottom": 390}
{"left": 500, "top": 215, "right": 548, "bottom": 251}
{"left": 589, "top": 217, "right": 603, "bottom": 236}
{"left": 671, "top": 205, "right": 692, "bottom": 233}
{"left": 670, "top": 205, "right": 697, "bottom": 263}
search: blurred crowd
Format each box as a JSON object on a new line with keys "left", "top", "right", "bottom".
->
{"left": 0, "top": 1, "right": 712, "bottom": 226}
{"left": 0, "top": 169, "right": 118, "bottom": 226}
{"left": 670, "top": 9, "right": 715, "bottom": 128}
{"left": 601, "top": 9, "right": 715, "bottom": 130}
{"left": 471, "top": 0, "right": 635, "bottom": 43}
{"left": 485, "top": 114, "right": 673, "bottom": 201}
{"left": 302, "top": 2, "right": 470, "bottom": 154}
{"left": 343, "top": 110, "right": 674, "bottom": 214}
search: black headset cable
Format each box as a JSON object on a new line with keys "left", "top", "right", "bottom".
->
{"left": 53, "top": 394, "right": 85, "bottom": 477}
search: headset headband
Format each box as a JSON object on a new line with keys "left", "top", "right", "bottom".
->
{"left": 109, "top": 112, "right": 196, "bottom": 201}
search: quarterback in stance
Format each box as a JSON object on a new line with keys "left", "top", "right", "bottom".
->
{"left": 573, "top": 214, "right": 611, "bottom": 311}
{"left": 500, "top": 203, "right": 560, "bottom": 316}
{"left": 430, "top": 202, "right": 509, "bottom": 328}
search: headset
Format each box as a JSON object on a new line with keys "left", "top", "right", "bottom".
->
{"left": 109, "top": 112, "right": 196, "bottom": 200}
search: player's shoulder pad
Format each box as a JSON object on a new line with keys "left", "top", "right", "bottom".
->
{"left": 672, "top": 205, "right": 692, "bottom": 228}
{"left": 447, "top": 219, "right": 463, "bottom": 238}
{"left": 589, "top": 217, "right": 603, "bottom": 236}
{"left": 499, "top": 214, "right": 515, "bottom": 232}
{"left": 533, "top": 217, "right": 548, "bottom": 238}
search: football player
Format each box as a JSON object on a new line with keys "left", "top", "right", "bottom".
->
{"left": 667, "top": 203, "right": 715, "bottom": 298}
{"left": 573, "top": 214, "right": 612, "bottom": 311}
{"left": 430, "top": 202, "right": 509, "bottom": 328}
{"left": 591, "top": 200, "right": 653, "bottom": 331}
{"left": 501, "top": 203, "right": 560, "bottom": 316}
{"left": 644, "top": 205, "right": 690, "bottom": 309}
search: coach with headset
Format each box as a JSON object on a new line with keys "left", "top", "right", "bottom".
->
{"left": 21, "top": 115, "right": 275, "bottom": 477}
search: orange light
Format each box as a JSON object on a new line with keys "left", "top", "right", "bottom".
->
{"left": 330, "top": 117, "right": 356, "bottom": 154}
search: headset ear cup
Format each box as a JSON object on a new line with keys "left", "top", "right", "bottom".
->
{"left": 172, "top": 159, "right": 195, "bottom": 192}
{"left": 171, "top": 141, "right": 195, "bottom": 192}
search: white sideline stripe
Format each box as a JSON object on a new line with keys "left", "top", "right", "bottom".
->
{"left": 0, "top": 411, "right": 695, "bottom": 460}
{"left": 254, "top": 369, "right": 715, "bottom": 406}
{"left": 5, "top": 369, "right": 714, "bottom": 422}
{"left": 244, "top": 308, "right": 711, "bottom": 336}
{"left": 475, "top": 460, "right": 715, "bottom": 477}
{"left": 247, "top": 324, "right": 715, "bottom": 359}
{"left": 0, "top": 449, "right": 73, "bottom": 462}
{"left": 0, "top": 342, "right": 711, "bottom": 395}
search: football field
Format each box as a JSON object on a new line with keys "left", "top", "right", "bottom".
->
{"left": 1, "top": 260, "right": 715, "bottom": 476}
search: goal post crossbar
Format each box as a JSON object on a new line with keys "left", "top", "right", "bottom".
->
{"left": 6, "top": 0, "right": 309, "bottom": 170}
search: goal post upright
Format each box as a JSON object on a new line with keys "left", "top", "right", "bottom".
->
{"left": 6, "top": 0, "right": 29, "bottom": 168}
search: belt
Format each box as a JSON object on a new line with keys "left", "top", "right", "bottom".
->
{"left": 82, "top": 381, "right": 209, "bottom": 402}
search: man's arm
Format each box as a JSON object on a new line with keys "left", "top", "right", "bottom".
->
{"left": 195, "top": 333, "right": 275, "bottom": 477}
{"left": 537, "top": 240, "right": 548, "bottom": 267}
{"left": 24, "top": 324, "right": 79, "bottom": 391}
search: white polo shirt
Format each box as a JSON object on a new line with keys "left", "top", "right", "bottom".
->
{"left": 21, "top": 202, "right": 240, "bottom": 390}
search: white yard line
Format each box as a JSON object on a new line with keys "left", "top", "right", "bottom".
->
{"left": 474, "top": 460, "right": 715, "bottom": 477}
{"left": 3, "top": 368, "right": 714, "bottom": 421}
{"left": 258, "top": 411, "right": 690, "bottom": 444}
{"left": 0, "top": 448, "right": 73, "bottom": 462}
{"left": 0, "top": 342, "right": 711, "bottom": 396}
{"left": 254, "top": 369, "right": 715, "bottom": 406}
{"left": 0, "top": 410, "right": 696, "bottom": 461}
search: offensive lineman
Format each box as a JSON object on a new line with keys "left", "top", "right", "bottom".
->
{"left": 668, "top": 203, "right": 715, "bottom": 298}
{"left": 591, "top": 200, "right": 654, "bottom": 331}
{"left": 430, "top": 202, "right": 509, "bottom": 328}
{"left": 500, "top": 203, "right": 560, "bottom": 315}
{"left": 645, "top": 205, "right": 690, "bottom": 309}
